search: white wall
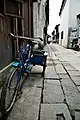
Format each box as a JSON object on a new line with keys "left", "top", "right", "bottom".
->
{"left": 59, "top": 0, "right": 70, "bottom": 47}
{"left": 69, "top": 0, "right": 80, "bottom": 28}
{"left": 68, "top": 0, "right": 80, "bottom": 46}
{"left": 59, "top": 0, "right": 80, "bottom": 47}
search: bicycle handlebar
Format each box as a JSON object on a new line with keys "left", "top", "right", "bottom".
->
{"left": 9, "top": 33, "right": 43, "bottom": 41}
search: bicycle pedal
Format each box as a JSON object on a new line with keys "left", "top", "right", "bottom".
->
{"left": 23, "top": 72, "right": 28, "bottom": 76}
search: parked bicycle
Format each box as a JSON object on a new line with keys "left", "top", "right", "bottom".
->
{"left": 0, "top": 33, "right": 47, "bottom": 117}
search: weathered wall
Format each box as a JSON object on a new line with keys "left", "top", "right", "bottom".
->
{"left": 69, "top": 0, "right": 80, "bottom": 28}
{"left": 33, "top": 2, "right": 38, "bottom": 37}
{"left": 59, "top": 0, "right": 70, "bottom": 47}
{"left": 24, "top": 1, "right": 29, "bottom": 37}
{"left": 33, "top": 0, "right": 46, "bottom": 39}
{"left": 68, "top": 0, "right": 80, "bottom": 47}
{"left": 0, "top": 16, "right": 14, "bottom": 70}
{"left": 0, "top": 0, "right": 23, "bottom": 70}
{"left": 24, "top": 0, "right": 33, "bottom": 37}
{"left": 59, "top": 0, "right": 80, "bottom": 48}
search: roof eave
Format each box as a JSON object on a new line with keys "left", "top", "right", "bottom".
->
{"left": 59, "top": 0, "right": 67, "bottom": 16}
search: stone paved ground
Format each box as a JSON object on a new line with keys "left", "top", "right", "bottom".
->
{"left": 48, "top": 43, "right": 80, "bottom": 120}
{"left": 7, "top": 66, "right": 43, "bottom": 120}
{"left": 7, "top": 44, "right": 80, "bottom": 120}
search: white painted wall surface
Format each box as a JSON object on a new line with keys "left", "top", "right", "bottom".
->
{"left": 69, "top": 0, "right": 80, "bottom": 28}
{"left": 68, "top": 0, "right": 80, "bottom": 45}
{"left": 59, "top": 0, "right": 70, "bottom": 47}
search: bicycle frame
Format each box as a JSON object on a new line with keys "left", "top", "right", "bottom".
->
{"left": 0, "top": 33, "right": 47, "bottom": 117}
{"left": 9, "top": 34, "right": 33, "bottom": 83}
{"left": 9, "top": 33, "right": 47, "bottom": 82}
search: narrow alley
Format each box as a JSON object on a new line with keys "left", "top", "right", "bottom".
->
{"left": 7, "top": 43, "right": 80, "bottom": 120}
{"left": 1, "top": 0, "right": 80, "bottom": 120}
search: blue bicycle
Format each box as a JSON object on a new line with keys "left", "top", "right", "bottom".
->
{"left": 0, "top": 33, "right": 47, "bottom": 117}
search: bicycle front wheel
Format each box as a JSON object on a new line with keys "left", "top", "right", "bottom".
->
{"left": 1, "top": 68, "right": 20, "bottom": 116}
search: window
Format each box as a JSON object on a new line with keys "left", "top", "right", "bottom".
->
{"left": 0, "top": 1, "right": 4, "bottom": 14}
{"left": 61, "top": 31, "right": 63, "bottom": 39}
{"left": 0, "top": 0, "right": 22, "bottom": 16}
{"left": 6, "top": 0, "right": 22, "bottom": 17}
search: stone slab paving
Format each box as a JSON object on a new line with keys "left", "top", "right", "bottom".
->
{"left": 23, "top": 73, "right": 43, "bottom": 88}
{"left": 52, "top": 59, "right": 61, "bottom": 64}
{"left": 48, "top": 44, "right": 80, "bottom": 119}
{"left": 70, "top": 76, "right": 80, "bottom": 86}
{"left": 62, "top": 63, "right": 77, "bottom": 71}
{"left": 77, "top": 86, "right": 80, "bottom": 92}
{"left": 55, "top": 63, "right": 66, "bottom": 74}
{"left": 61, "top": 78, "right": 80, "bottom": 110}
{"left": 47, "top": 58, "right": 57, "bottom": 66}
{"left": 43, "top": 80, "right": 64, "bottom": 103}
{"left": 50, "top": 53, "right": 58, "bottom": 60}
{"left": 68, "top": 70, "right": 80, "bottom": 77}
{"left": 7, "top": 64, "right": 44, "bottom": 120}
{"left": 8, "top": 102, "right": 39, "bottom": 120}
{"left": 31, "top": 65, "right": 43, "bottom": 74}
{"left": 57, "top": 57, "right": 65, "bottom": 62}
{"left": 46, "top": 59, "right": 54, "bottom": 66}
{"left": 21, "top": 87, "right": 41, "bottom": 105}
{"left": 75, "top": 111, "right": 80, "bottom": 120}
{"left": 61, "top": 78, "right": 76, "bottom": 87}
{"left": 44, "top": 66, "right": 59, "bottom": 79}
{"left": 49, "top": 44, "right": 58, "bottom": 52}
{"left": 40, "top": 104, "right": 72, "bottom": 120}
{"left": 58, "top": 74, "right": 70, "bottom": 79}
{"left": 8, "top": 86, "right": 41, "bottom": 120}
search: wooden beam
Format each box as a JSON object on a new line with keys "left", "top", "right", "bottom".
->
{"left": 4, "top": 13, "right": 23, "bottom": 18}
{"left": 0, "top": 14, "right": 4, "bottom": 17}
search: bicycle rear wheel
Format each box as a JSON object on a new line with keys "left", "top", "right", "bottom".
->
{"left": 1, "top": 68, "right": 20, "bottom": 116}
